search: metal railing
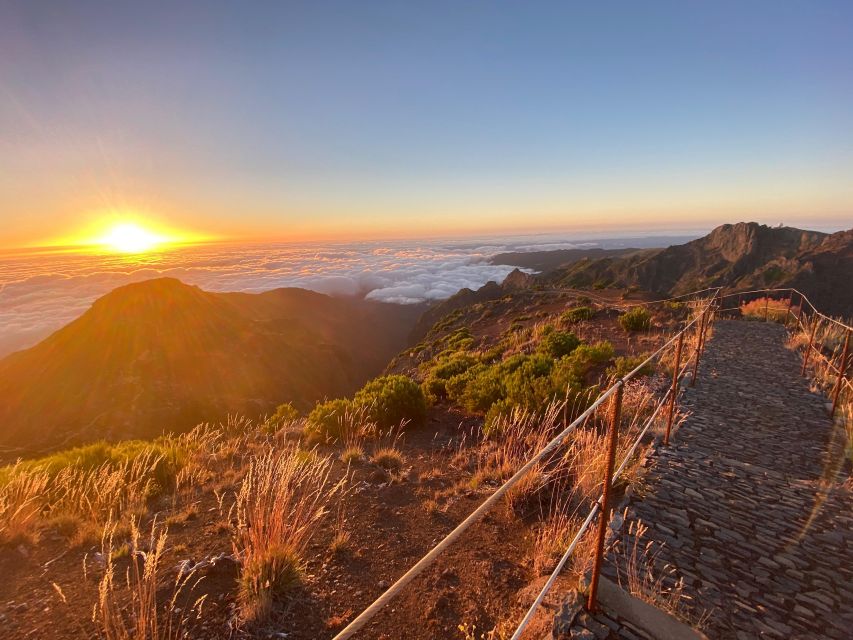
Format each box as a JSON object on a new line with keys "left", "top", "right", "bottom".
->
{"left": 332, "top": 289, "right": 719, "bottom": 640}
{"left": 716, "top": 288, "right": 852, "bottom": 417}
{"left": 331, "top": 286, "right": 851, "bottom": 640}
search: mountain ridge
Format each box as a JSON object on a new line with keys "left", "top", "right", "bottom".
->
{"left": 0, "top": 278, "right": 423, "bottom": 454}
{"left": 539, "top": 223, "right": 852, "bottom": 316}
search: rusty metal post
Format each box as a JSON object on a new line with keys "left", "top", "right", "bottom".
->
{"left": 702, "top": 298, "right": 714, "bottom": 355}
{"left": 796, "top": 293, "right": 804, "bottom": 329}
{"left": 801, "top": 316, "right": 818, "bottom": 376}
{"left": 785, "top": 294, "right": 793, "bottom": 328}
{"left": 690, "top": 309, "right": 707, "bottom": 387}
{"left": 710, "top": 290, "right": 721, "bottom": 323}
{"left": 830, "top": 330, "right": 851, "bottom": 417}
{"left": 587, "top": 382, "right": 623, "bottom": 613}
{"left": 664, "top": 331, "right": 685, "bottom": 446}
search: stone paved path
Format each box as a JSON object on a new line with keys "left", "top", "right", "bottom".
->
{"left": 602, "top": 320, "right": 853, "bottom": 639}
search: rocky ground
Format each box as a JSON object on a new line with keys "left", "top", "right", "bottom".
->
{"left": 599, "top": 321, "right": 853, "bottom": 639}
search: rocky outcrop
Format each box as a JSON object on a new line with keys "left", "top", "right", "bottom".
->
{"left": 547, "top": 223, "right": 852, "bottom": 316}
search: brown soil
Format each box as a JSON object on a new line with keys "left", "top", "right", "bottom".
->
{"left": 2, "top": 293, "right": 673, "bottom": 640}
{"left": 1, "top": 408, "right": 541, "bottom": 640}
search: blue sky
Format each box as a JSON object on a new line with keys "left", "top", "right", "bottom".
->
{"left": 1, "top": 1, "right": 851, "bottom": 246}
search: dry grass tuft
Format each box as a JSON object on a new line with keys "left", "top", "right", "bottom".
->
{"left": 616, "top": 519, "right": 688, "bottom": 619}
{"left": 740, "top": 297, "right": 789, "bottom": 323}
{"left": 789, "top": 315, "right": 853, "bottom": 468}
{"left": 233, "top": 448, "right": 340, "bottom": 623}
{"left": 422, "top": 498, "right": 440, "bottom": 515}
{"left": 458, "top": 621, "right": 512, "bottom": 640}
{"left": 371, "top": 447, "right": 405, "bottom": 472}
{"left": 0, "top": 466, "right": 49, "bottom": 546}
{"left": 340, "top": 446, "right": 364, "bottom": 465}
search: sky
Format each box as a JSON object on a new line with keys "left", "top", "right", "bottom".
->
{"left": 1, "top": 0, "right": 852, "bottom": 249}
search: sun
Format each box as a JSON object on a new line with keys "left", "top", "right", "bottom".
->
{"left": 99, "top": 223, "right": 167, "bottom": 253}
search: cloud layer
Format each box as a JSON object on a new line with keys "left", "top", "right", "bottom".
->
{"left": 1, "top": 232, "right": 694, "bottom": 357}
{"left": 1, "top": 238, "right": 554, "bottom": 356}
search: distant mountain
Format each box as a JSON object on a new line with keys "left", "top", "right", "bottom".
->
{"left": 0, "top": 278, "right": 423, "bottom": 455}
{"left": 490, "top": 247, "right": 640, "bottom": 272}
{"left": 542, "top": 223, "right": 853, "bottom": 316}
{"left": 408, "top": 268, "right": 538, "bottom": 342}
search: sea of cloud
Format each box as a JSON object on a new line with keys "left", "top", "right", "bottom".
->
{"left": 0, "top": 233, "right": 667, "bottom": 357}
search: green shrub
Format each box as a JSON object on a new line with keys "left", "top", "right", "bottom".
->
{"left": 421, "top": 375, "right": 446, "bottom": 401}
{"left": 306, "top": 398, "right": 355, "bottom": 440}
{"left": 270, "top": 402, "right": 299, "bottom": 423}
{"left": 607, "top": 355, "right": 655, "bottom": 379}
{"left": 0, "top": 438, "right": 191, "bottom": 497}
{"left": 444, "top": 328, "right": 474, "bottom": 350}
{"left": 504, "top": 366, "right": 555, "bottom": 408}
{"left": 560, "top": 306, "right": 594, "bottom": 324}
{"left": 537, "top": 331, "right": 581, "bottom": 358}
{"left": 618, "top": 307, "right": 652, "bottom": 332}
{"left": 354, "top": 375, "right": 427, "bottom": 429}
{"left": 550, "top": 358, "right": 585, "bottom": 395}
{"left": 570, "top": 341, "right": 615, "bottom": 369}
{"left": 484, "top": 398, "right": 515, "bottom": 436}
{"left": 422, "top": 351, "right": 478, "bottom": 400}
{"left": 432, "top": 352, "right": 477, "bottom": 380}
{"left": 479, "top": 344, "right": 505, "bottom": 364}
{"left": 551, "top": 341, "right": 615, "bottom": 389}
{"left": 453, "top": 366, "right": 504, "bottom": 414}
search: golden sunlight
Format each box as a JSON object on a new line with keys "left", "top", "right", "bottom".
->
{"left": 97, "top": 223, "right": 167, "bottom": 253}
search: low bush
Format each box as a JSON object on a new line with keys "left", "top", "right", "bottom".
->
{"left": 619, "top": 307, "right": 652, "bottom": 332}
{"left": 450, "top": 365, "right": 504, "bottom": 414}
{"left": 354, "top": 375, "right": 427, "bottom": 429}
{"left": 422, "top": 352, "right": 477, "bottom": 400}
{"left": 537, "top": 330, "right": 581, "bottom": 358}
{"left": 306, "top": 398, "right": 355, "bottom": 441}
{"left": 270, "top": 402, "right": 299, "bottom": 423}
{"left": 560, "top": 306, "right": 595, "bottom": 324}
{"left": 607, "top": 355, "right": 655, "bottom": 379}
{"left": 443, "top": 340, "right": 616, "bottom": 423}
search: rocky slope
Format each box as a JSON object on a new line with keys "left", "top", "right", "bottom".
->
{"left": 542, "top": 223, "right": 852, "bottom": 316}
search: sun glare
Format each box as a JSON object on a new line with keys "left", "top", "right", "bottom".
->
{"left": 99, "top": 223, "right": 166, "bottom": 253}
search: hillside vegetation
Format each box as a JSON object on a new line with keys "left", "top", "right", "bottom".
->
{"left": 0, "top": 278, "right": 422, "bottom": 456}
{"left": 0, "top": 287, "right": 699, "bottom": 639}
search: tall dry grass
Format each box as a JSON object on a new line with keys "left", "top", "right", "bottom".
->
{"left": 233, "top": 447, "right": 341, "bottom": 622}
{"left": 615, "top": 519, "right": 698, "bottom": 622}
{"left": 790, "top": 314, "right": 853, "bottom": 467}
{"left": 94, "top": 518, "right": 205, "bottom": 640}
{"left": 530, "top": 509, "right": 597, "bottom": 582}
{"left": 468, "top": 403, "right": 565, "bottom": 514}
{"left": 0, "top": 420, "right": 264, "bottom": 549}
{"left": 0, "top": 465, "right": 49, "bottom": 545}
{"left": 740, "top": 296, "right": 790, "bottom": 323}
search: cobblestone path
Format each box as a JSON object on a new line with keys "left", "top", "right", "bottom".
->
{"left": 602, "top": 320, "right": 853, "bottom": 639}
